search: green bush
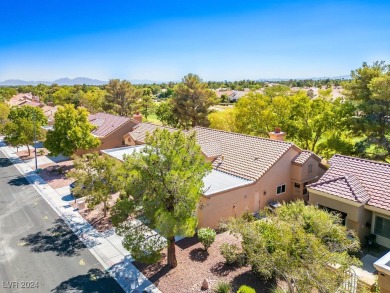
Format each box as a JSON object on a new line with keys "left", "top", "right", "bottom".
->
{"left": 237, "top": 285, "right": 256, "bottom": 293}
{"left": 214, "top": 281, "right": 231, "bottom": 293}
{"left": 220, "top": 243, "right": 239, "bottom": 264}
{"left": 198, "top": 227, "right": 216, "bottom": 251}
{"left": 241, "top": 211, "right": 256, "bottom": 222}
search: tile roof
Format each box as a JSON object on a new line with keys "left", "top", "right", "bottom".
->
{"left": 88, "top": 113, "right": 136, "bottom": 138}
{"left": 309, "top": 174, "right": 370, "bottom": 203}
{"left": 128, "top": 123, "right": 295, "bottom": 181}
{"left": 101, "top": 146, "right": 254, "bottom": 196}
{"left": 308, "top": 154, "right": 390, "bottom": 211}
{"left": 292, "top": 151, "right": 312, "bottom": 165}
{"left": 194, "top": 127, "right": 294, "bottom": 181}
{"left": 129, "top": 123, "right": 178, "bottom": 142}
{"left": 201, "top": 141, "right": 221, "bottom": 158}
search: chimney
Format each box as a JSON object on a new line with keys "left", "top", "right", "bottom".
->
{"left": 269, "top": 127, "right": 286, "bottom": 141}
{"left": 133, "top": 112, "right": 143, "bottom": 123}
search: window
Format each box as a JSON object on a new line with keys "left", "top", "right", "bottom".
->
{"left": 294, "top": 182, "right": 301, "bottom": 188}
{"left": 374, "top": 216, "right": 390, "bottom": 239}
{"left": 276, "top": 184, "right": 286, "bottom": 195}
{"left": 121, "top": 140, "right": 126, "bottom": 146}
{"left": 308, "top": 164, "right": 313, "bottom": 174}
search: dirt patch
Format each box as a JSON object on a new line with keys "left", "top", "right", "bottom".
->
{"left": 134, "top": 232, "right": 275, "bottom": 293}
{"left": 17, "top": 149, "right": 36, "bottom": 160}
{"left": 39, "top": 160, "right": 74, "bottom": 189}
{"left": 72, "top": 192, "right": 120, "bottom": 233}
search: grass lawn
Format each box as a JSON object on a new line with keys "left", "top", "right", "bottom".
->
{"left": 144, "top": 113, "right": 162, "bottom": 125}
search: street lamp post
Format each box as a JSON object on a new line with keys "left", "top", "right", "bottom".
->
{"left": 33, "top": 109, "right": 38, "bottom": 170}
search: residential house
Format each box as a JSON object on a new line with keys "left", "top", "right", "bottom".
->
{"left": 8, "top": 93, "right": 58, "bottom": 124}
{"left": 308, "top": 155, "right": 390, "bottom": 249}
{"left": 75, "top": 112, "right": 139, "bottom": 155}
{"left": 102, "top": 123, "right": 327, "bottom": 229}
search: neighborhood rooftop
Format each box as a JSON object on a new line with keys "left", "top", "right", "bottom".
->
{"left": 127, "top": 122, "right": 314, "bottom": 181}
{"left": 308, "top": 154, "right": 390, "bottom": 211}
{"left": 89, "top": 112, "right": 136, "bottom": 138}
{"left": 292, "top": 150, "right": 319, "bottom": 165}
{"left": 101, "top": 145, "right": 253, "bottom": 196}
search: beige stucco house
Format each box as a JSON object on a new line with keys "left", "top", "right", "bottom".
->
{"left": 102, "top": 123, "right": 327, "bottom": 229}
{"left": 75, "top": 112, "right": 140, "bottom": 156}
{"left": 308, "top": 155, "right": 390, "bottom": 249}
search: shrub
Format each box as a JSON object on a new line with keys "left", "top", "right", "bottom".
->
{"left": 237, "top": 285, "right": 256, "bottom": 293}
{"left": 220, "top": 243, "right": 239, "bottom": 264}
{"left": 37, "top": 148, "right": 45, "bottom": 156}
{"left": 214, "top": 281, "right": 231, "bottom": 293}
{"left": 241, "top": 211, "right": 256, "bottom": 222}
{"left": 270, "top": 287, "right": 288, "bottom": 293}
{"left": 198, "top": 227, "right": 216, "bottom": 251}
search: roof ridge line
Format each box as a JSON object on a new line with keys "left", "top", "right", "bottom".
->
{"left": 308, "top": 175, "right": 346, "bottom": 187}
{"left": 343, "top": 174, "right": 370, "bottom": 203}
{"left": 333, "top": 154, "right": 390, "bottom": 167}
{"left": 194, "top": 126, "right": 294, "bottom": 146}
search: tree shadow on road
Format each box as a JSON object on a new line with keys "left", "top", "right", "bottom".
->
{"left": 20, "top": 218, "right": 86, "bottom": 257}
{"left": 8, "top": 176, "right": 31, "bottom": 186}
{"left": 51, "top": 268, "right": 124, "bottom": 293}
{"left": 0, "top": 157, "right": 13, "bottom": 167}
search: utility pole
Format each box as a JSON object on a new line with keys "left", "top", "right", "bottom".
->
{"left": 33, "top": 109, "right": 38, "bottom": 170}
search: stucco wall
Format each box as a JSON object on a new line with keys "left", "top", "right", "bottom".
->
{"left": 378, "top": 272, "right": 390, "bottom": 293}
{"left": 197, "top": 148, "right": 317, "bottom": 229}
{"left": 291, "top": 157, "right": 326, "bottom": 183}
{"left": 76, "top": 120, "right": 137, "bottom": 156}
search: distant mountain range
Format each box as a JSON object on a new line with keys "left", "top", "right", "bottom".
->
{"left": 0, "top": 77, "right": 165, "bottom": 86}
{"left": 0, "top": 75, "right": 351, "bottom": 86}
{"left": 257, "top": 75, "right": 351, "bottom": 82}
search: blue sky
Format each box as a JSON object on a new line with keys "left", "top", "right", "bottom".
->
{"left": 1, "top": 0, "right": 389, "bottom": 81}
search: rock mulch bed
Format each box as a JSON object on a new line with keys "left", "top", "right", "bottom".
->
{"left": 39, "top": 160, "right": 74, "bottom": 189}
{"left": 72, "top": 192, "right": 120, "bottom": 232}
{"left": 134, "top": 232, "right": 274, "bottom": 293}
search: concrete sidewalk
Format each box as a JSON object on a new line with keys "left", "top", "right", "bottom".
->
{"left": 0, "top": 143, "right": 160, "bottom": 293}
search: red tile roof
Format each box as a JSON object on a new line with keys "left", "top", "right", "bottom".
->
{"left": 292, "top": 150, "right": 319, "bottom": 165}
{"left": 308, "top": 155, "right": 390, "bottom": 211}
{"left": 129, "top": 123, "right": 297, "bottom": 181}
{"left": 88, "top": 113, "right": 137, "bottom": 138}
{"left": 129, "top": 123, "right": 177, "bottom": 142}
{"left": 194, "top": 127, "right": 294, "bottom": 181}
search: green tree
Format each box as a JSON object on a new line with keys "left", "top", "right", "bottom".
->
{"left": 0, "top": 87, "right": 17, "bottom": 101}
{"left": 136, "top": 88, "right": 155, "bottom": 119}
{"left": 344, "top": 61, "right": 390, "bottom": 161}
{"left": 225, "top": 201, "right": 361, "bottom": 292}
{"left": 155, "top": 100, "right": 179, "bottom": 127}
{"left": 3, "top": 105, "right": 47, "bottom": 155}
{"left": 172, "top": 74, "right": 218, "bottom": 128}
{"left": 208, "top": 108, "right": 237, "bottom": 132}
{"left": 51, "top": 87, "right": 73, "bottom": 105}
{"left": 263, "top": 84, "right": 291, "bottom": 99}
{"left": 67, "top": 153, "right": 120, "bottom": 217}
{"left": 104, "top": 79, "right": 141, "bottom": 116}
{"left": 113, "top": 129, "right": 211, "bottom": 267}
{"left": 0, "top": 102, "right": 10, "bottom": 133}
{"left": 44, "top": 104, "right": 100, "bottom": 156}
{"left": 234, "top": 92, "right": 276, "bottom": 136}
{"left": 80, "top": 87, "right": 106, "bottom": 113}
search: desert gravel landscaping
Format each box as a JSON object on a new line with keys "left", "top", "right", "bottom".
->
{"left": 134, "top": 232, "right": 274, "bottom": 293}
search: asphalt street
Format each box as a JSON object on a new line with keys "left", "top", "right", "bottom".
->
{"left": 0, "top": 151, "right": 124, "bottom": 293}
